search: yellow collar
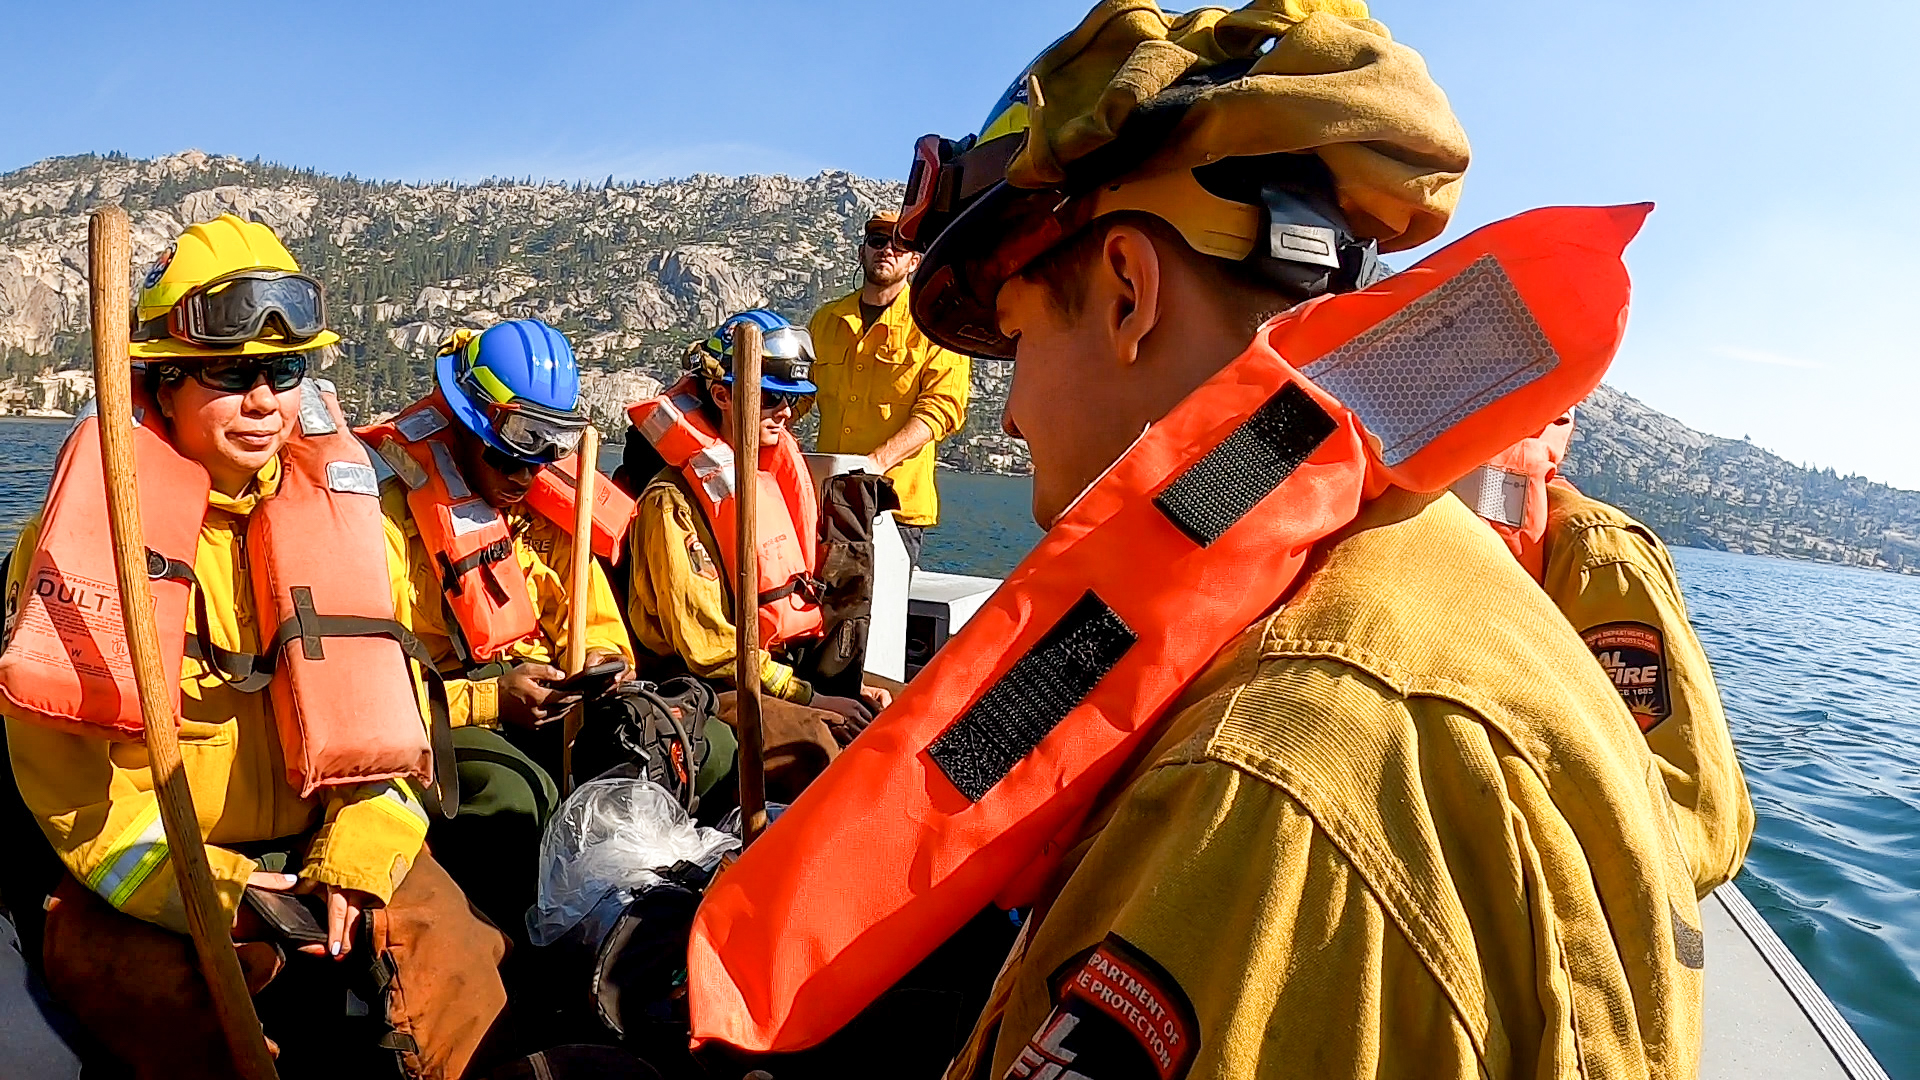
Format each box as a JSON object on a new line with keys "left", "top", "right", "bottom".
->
{"left": 206, "top": 454, "right": 283, "bottom": 516}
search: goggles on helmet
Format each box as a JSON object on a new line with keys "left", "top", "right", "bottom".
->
{"left": 155, "top": 353, "right": 308, "bottom": 394}
{"left": 897, "top": 132, "right": 1025, "bottom": 254}
{"left": 478, "top": 396, "right": 589, "bottom": 465}
{"left": 134, "top": 270, "right": 328, "bottom": 349}
{"left": 690, "top": 324, "right": 817, "bottom": 389}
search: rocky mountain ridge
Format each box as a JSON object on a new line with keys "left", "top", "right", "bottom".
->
{"left": 2, "top": 151, "right": 1915, "bottom": 573}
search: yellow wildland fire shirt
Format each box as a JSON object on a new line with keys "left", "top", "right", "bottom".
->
{"left": 951, "top": 491, "right": 1703, "bottom": 1080}
{"left": 3, "top": 459, "right": 431, "bottom": 935}
{"left": 1541, "top": 484, "right": 1754, "bottom": 896}
{"left": 623, "top": 475, "right": 815, "bottom": 704}
{"left": 379, "top": 482, "right": 635, "bottom": 729}
{"left": 808, "top": 286, "right": 970, "bottom": 527}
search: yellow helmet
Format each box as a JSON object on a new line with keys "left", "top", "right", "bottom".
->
{"left": 130, "top": 214, "right": 340, "bottom": 359}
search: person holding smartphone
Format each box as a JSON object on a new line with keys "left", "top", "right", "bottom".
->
{"left": 362, "top": 318, "right": 635, "bottom": 937}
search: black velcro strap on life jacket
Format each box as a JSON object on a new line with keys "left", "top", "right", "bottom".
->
{"left": 158, "top": 554, "right": 276, "bottom": 694}
{"left": 1153, "top": 381, "right": 1338, "bottom": 547}
{"left": 262, "top": 606, "right": 425, "bottom": 667}
{"left": 758, "top": 574, "right": 825, "bottom": 608}
{"left": 437, "top": 539, "right": 516, "bottom": 607}
{"left": 926, "top": 591, "right": 1137, "bottom": 802}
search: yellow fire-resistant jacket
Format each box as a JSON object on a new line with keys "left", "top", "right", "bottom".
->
{"left": 2, "top": 459, "right": 430, "bottom": 935}
{"left": 952, "top": 491, "right": 1703, "bottom": 1080}
{"left": 1541, "top": 485, "right": 1754, "bottom": 896}
{"left": 379, "top": 482, "right": 635, "bottom": 728}
{"left": 623, "top": 475, "right": 814, "bottom": 704}
{"left": 807, "top": 287, "right": 969, "bottom": 527}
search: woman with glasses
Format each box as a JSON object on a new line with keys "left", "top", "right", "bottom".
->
{"left": 624, "top": 311, "right": 891, "bottom": 791}
{"left": 0, "top": 215, "right": 509, "bottom": 1078}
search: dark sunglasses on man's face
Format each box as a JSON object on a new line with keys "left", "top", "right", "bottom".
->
{"left": 759, "top": 389, "right": 813, "bottom": 411}
{"left": 863, "top": 233, "right": 905, "bottom": 251}
{"left": 160, "top": 353, "right": 308, "bottom": 394}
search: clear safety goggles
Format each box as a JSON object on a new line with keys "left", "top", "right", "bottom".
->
{"left": 476, "top": 393, "right": 589, "bottom": 465}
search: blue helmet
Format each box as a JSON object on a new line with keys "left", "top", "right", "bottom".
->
{"left": 435, "top": 319, "right": 589, "bottom": 464}
{"left": 687, "top": 309, "right": 817, "bottom": 396}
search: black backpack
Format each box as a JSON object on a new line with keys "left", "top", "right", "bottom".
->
{"left": 570, "top": 678, "right": 717, "bottom": 811}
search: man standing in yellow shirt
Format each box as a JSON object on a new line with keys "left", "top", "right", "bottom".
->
{"left": 809, "top": 211, "right": 971, "bottom": 566}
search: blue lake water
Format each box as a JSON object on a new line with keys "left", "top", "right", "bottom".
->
{"left": 1, "top": 426, "right": 1914, "bottom": 1074}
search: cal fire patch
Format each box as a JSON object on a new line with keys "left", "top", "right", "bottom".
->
{"left": 1007, "top": 935, "right": 1198, "bottom": 1080}
{"left": 1583, "top": 621, "right": 1670, "bottom": 731}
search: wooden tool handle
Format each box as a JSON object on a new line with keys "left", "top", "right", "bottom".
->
{"left": 561, "top": 423, "right": 600, "bottom": 796}
{"left": 731, "top": 323, "right": 769, "bottom": 846}
{"left": 89, "top": 206, "right": 279, "bottom": 1079}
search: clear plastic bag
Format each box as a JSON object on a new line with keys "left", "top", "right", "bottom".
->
{"left": 716, "top": 802, "right": 788, "bottom": 840}
{"left": 527, "top": 777, "right": 739, "bottom": 947}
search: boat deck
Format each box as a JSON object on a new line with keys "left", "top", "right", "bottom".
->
{"left": 1703, "top": 882, "right": 1890, "bottom": 1080}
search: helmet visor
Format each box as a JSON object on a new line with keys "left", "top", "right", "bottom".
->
{"left": 489, "top": 399, "right": 589, "bottom": 465}
{"left": 171, "top": 271, "right": 327, "bottom": 348}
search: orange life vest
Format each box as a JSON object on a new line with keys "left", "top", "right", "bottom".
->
{"left": 359, "top": 393, "right": 542, "bottom": 666}
{"left": 0, "top": 380, "right": 434, "bottom": 798}
{"left": 525, "top": 452, "right": 637, "bottom": 564}
{"left": 686, "top": 203, "right": 1653, "bottom": 1054}
{"left": 1452, "top": 411, "right": 1577, "bottom": 580}
{"left": 627, "top": 378, "right": 824, "bottom": 651}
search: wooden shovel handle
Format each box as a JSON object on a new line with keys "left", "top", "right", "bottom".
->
{"left": 732, "top": 323, "right": 768, "bottom": 845}
{"left": 561, "top": 423, "right": 600, "bottom": 796}
{"left": 89, "top": 206, "right": 279, "bottom": 1078}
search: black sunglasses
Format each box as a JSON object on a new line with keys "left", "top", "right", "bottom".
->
{"left": 863, "top": 232, "right": 904, "bottom": 251}
{"left": 760, "top": 389, "right": 814, "bottom": 410}
{"left": 159, "top": 353, "right": 307, "bottom": 394}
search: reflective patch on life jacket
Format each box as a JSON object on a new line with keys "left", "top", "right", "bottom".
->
{"left": 376, "top": 437, "right": 429, "bottom": 491}
{"left": 637, "top": 392, "right": 685, "bottom": 445}
{"left": 1582, "top": 621, "right": 1671, "bottom": 731}
{"left": 1303, "top": 255, "right": 1558, "bottom": 467}
{"left": 327, "top": 460, "right": 380, "bottom": 497}
{"left": 447, "top": 499, "right": 502, "bottom": 538}
{"left": 688, "top": 444, "right": 737, "bottom": 504}
{"left": 1009, "top": 934, "right": 1199, "bottom": 1080}
{"left": 928, "top": 591, "right": 1137, "bottom": 803}
{"left": 428, "top": 440, "right": 473, "bottom": 499}
{"left": 1153, "top": 381, "right": 1338, "bottom": 547}
{"left": 396, "top": 406, "right": 450, "bottom": 443}
{"left": 1451, "top": 463, "right": 1528, "bottom": 528}
{"left": 299, "top": 379, "right": 339, "bottom": 436}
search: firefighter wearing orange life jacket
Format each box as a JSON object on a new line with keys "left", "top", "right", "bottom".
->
{"left": 1457, "top": 413, "right": 1756, "bottom": 897}
{"left": 687, "top": 5, "right": 1707, "bottom": 1078}
{"left": 360, "top": 318, "right": 635, "bottom": 936}
{"left": 624, "top": 311, "right": 891, "bottom": 744}
{"left": 0, "top": 215, "right": 507, "bottom": 1079}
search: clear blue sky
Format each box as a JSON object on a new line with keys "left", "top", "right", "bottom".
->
{"left": 4, "top": 1, "right": 1916, "bottom": 488}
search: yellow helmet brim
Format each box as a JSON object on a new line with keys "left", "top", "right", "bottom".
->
{"left": 128, "top": 329, "right": 340, "bottom": 360}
